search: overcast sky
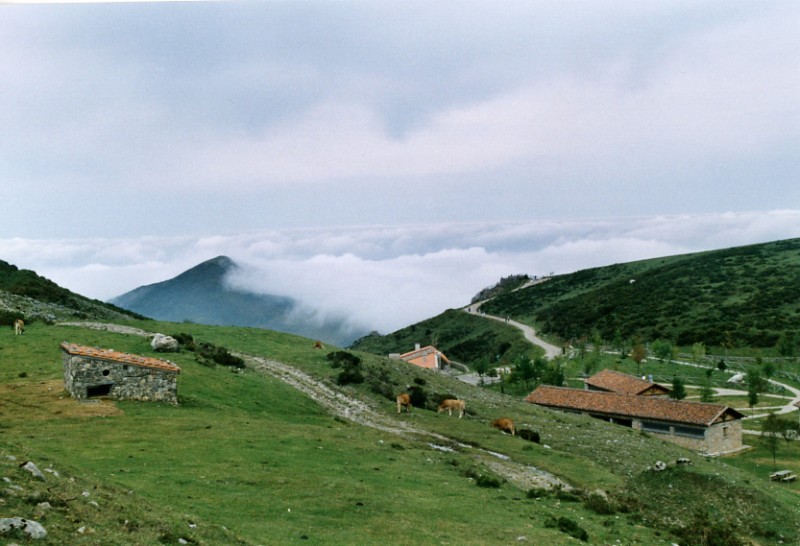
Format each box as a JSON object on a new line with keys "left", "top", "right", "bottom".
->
{"left": 1, "top": 2, "right": 798, "bottom": 335}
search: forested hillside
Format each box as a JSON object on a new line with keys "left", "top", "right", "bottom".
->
{"left": 483, "top": 238, "right": 800, "bottom": 351}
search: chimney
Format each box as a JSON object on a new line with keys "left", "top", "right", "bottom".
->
{"left": 415, "top": 343, "right": 421, "bottom": 351}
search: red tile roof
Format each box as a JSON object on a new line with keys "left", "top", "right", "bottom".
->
{"left": 525, "top": 385, "right": 743, "bottom": 426}
{"left": 585, "top": 369, "right": 670, "bottom": 396}
{"left": 60, "top": 342, "right": 180, "bottom": 373}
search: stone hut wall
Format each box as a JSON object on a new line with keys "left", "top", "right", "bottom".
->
{"left": 62, "top": 352, "right": 178, "bottom": 405}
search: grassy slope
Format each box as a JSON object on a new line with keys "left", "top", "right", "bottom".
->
{"left": 2, "top": 321, "right": 798, "bottom": 545}
{"left": 482, "top": 237, "right": 800, "bottom": 349}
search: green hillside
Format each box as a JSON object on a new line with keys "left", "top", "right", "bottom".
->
{"left": 483, "top": 238, "right": 800, "bottom": 351}
{"left": 0, "top": 260, "right": 143, "bottom": 325}
{"left": 2, "top": 319, "right": 799, "bottom": 545}
{"left": 351, "top": 308, "right": 540, "bottom": 367}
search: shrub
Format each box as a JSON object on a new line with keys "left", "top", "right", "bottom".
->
{"left": 328, "top": 351, "right": 364, "bottom": 386}
{"left": 172, "top": 333, "right": 196, "bottom": 351}
{"left": 544, "top": 516, "right": 588, "bottom": 541}
{"left": 408, "top": 385, "right": 428, "bottom": 409}
{"left": 517, "top": 429, "right": 540, "bottom": 443}
{"left": 195, "top": 342, "right": 245, "bottom": 369}
{"left": 462, "top": 467, "right": 504, "bottom": 488}
{"left": 584, "top": 491, "right": 615, "bottom": 515}
{"left": 673, "top": 508, "right": 745, "bottom": 546}
{"left": 326, "top": 351, "right": 361, "bottom": 369}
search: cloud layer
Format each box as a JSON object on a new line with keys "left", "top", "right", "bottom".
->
{"left": 3, "top": 211, "right": 798, "bottom": 335}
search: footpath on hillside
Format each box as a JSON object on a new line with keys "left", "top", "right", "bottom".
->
{"left": 57, "top": 321, "right": 569, "bottom": 492}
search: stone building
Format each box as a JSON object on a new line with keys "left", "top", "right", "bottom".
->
{"left": 61, "top": 342, "right": 180, "bottom": 405}
{"left": 525, "top": 385, "right": 744, "bottom": 455}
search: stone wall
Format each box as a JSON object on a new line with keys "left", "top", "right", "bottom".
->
{"left": 62, "top": 353, "right": 178, "bottom": 405}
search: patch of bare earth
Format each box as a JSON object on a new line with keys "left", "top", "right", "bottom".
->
{"left": 0, "top": 379, "right": 123, "bottom": 421}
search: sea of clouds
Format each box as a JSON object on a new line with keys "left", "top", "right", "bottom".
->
{"left": 1, "top": 210, "right": 798, "bottom": 335}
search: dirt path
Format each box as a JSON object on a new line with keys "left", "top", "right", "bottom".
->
{"left": 242, "top": 354, "right": 569, "bottom": 491}
{"left": 54, "top": 321, "right": 569, "bottom": 491}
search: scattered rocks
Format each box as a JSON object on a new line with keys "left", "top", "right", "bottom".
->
{"left": 20, "top": 461, "right": 46, "bottom": 481}
{"left": 0, "top": 517, "right": 47, "bottom": 540}
{"left": 652, "top": 461, "right": 667, "bottom": 472}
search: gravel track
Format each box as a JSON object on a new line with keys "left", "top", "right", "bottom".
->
{"left": 57, "top": 321, "right": 569, "bottom": 491}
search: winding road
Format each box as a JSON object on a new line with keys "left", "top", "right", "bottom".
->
{"left": 463, "top": 301, "right": 561, "bottom": 359}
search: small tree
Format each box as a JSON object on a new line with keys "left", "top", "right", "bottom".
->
{"left": 691, "top": 342, "right": 706, "bottom": 364}
{"left": 631, "top": 341, "right": 646, "bottom": 376}
{"left": 652, "top": 340, "right": 673, "bottom": 363}
{"left": 670, "top": 376, "right": 687, "bottom": 400}
{"left": 612, "top": 329, "right": 625, "bottom": 357}
{"left": 746, "top": 369, "right": 766, "bottom": 410}
{"left": 512, "top": 355, "right": 536, "bottom": 389}
{"left": 700, "top": 369, "right": 715, "bottom": 403}
{"left": 762, "top": 413, "right": 783, "bottom": 469}
{"left": 777, "top": 332, "right": 797, "bottom": 357}
{"left": 473, "top": 357, "right": 491, "bottom": 385}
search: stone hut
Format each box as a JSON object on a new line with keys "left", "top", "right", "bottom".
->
{"left": 61, "top": 342, "right": 180, "bottom": 405}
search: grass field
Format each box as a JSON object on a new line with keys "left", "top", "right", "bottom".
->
{"left": 2, "top": 321, "right": 799, "bottom": 545}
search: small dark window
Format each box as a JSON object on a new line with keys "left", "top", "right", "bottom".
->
{"left": 87, "top": 384, "right": 112, "bottom": 397}
{"left": 102, "top": 369, "right": 110, "bottom": 376}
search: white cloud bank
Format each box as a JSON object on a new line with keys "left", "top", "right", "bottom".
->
{"left": 1, "top": 211, "right": 798, "bottom": 335}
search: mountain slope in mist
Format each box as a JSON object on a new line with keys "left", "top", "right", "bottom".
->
{"left": 109, "top": 256, "right": 366, "bottom": 346}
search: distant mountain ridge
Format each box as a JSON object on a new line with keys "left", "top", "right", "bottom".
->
{"left": 109, "top": 256, "right": 366, "bottom": 346}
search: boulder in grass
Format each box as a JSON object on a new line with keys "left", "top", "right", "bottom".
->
{"left": 0, "top": 517, "right": 47, "bottom": 539}
{"left": 151, "top": 334, "right": 179, "bottom": 353}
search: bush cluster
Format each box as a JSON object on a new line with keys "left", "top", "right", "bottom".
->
{"left": 544, "top": 516, "right": 588, "bottom": 541}
{"left": 327, "top": 351, "right": 365, "bottom": 386}
{"left": 172, "top": 333, "right": 244, "bottom": 369}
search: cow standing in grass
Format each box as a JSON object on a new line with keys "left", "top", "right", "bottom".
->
{"left": 437, "top": 399, "right": 465, "bottom": 418}
{"left": 13, "top": 319, "right": 24, "bottom": 335}
{"left": 491, "top": 418, "right": 516, "bottom": 436}
{"left": 396, "top": 393, "right": 412, "bottom": 414}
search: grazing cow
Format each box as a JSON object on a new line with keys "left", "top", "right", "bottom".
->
{"left": 491, "top": 418, "right": 516, "bottom": 436}
{"left": 437, "top": 399, "right": 466, "bottom": 418}
{"left": 396, "top": 393, "right": 412, "bottom": 414}
{"left": 13, "top": 319, "right": 24, "bottom": 336}
{"left": 313, "top": 340, "right": 325, "bottom": 349}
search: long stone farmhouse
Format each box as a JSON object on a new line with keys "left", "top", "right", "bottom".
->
{"left": 61, "top": 342, "right": 180, "bottom": 405}
{"left": 525, "top": 383, "right": 745, "bottom": 455}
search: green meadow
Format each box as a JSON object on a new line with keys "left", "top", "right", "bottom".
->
{"left": 2, "top": 321, "right": 799, "bottom": 545}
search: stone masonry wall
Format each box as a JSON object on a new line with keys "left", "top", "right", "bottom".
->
{"left": 62, "top": 353, "right": 178, "bottom": 405}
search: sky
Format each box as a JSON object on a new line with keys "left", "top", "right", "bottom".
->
{"left": 1, "top": 1, "right": 798, "bottom": 335}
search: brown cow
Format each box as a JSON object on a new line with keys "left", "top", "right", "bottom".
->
{"left": 491, "top": 418, "right": 516, "bottom": 436}
{"left": 13, "top": 319, "right": 24, "bottom": 336}
{"left": 312, "top": 340, "right": 325, "bottom": 349}
{"left": 437, "top": 398, "right": 465, "bottom": 418}
{"left": 396, "top": 393, "right": 412, "bottom": 414}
